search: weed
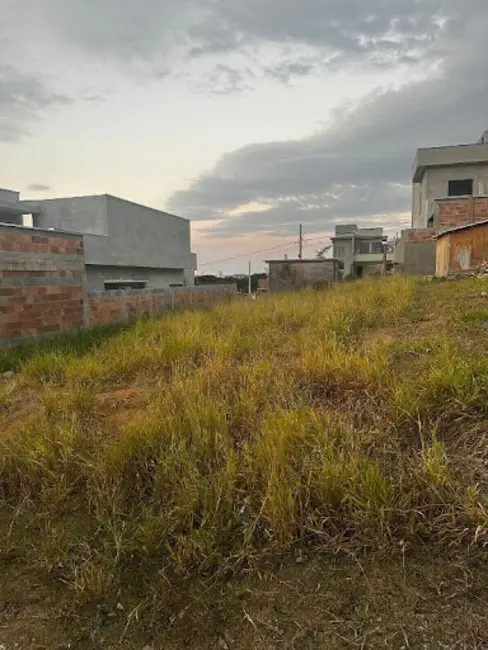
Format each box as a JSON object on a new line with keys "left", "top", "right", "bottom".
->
{"left": 2, "top": 277, "right": 488, "bottom": 604}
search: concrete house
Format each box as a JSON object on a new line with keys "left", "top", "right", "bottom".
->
{"left": 331, "top": 225, "right": 392, "bottom": 278}
{"left": 0, "top": 190, "right": 197, "bottom": 291}
{"left": 412, "top": 130, "right": 488, "bottom": 229}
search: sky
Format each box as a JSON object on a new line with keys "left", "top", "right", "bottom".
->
{"left": 2, "top": 0, "right": 488, "bottom": 275}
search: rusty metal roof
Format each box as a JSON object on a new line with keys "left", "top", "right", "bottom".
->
{"left": 435, "top": 219, "right": 488, "bottom": 239}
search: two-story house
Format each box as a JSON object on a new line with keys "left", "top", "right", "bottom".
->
{"left": 331, "top": 225, "right": 392, "bottom": 278}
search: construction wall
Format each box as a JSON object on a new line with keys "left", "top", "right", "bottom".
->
{"left": 394, "top": 229, "right": 437, "bottom": 276}
{"left": 0, "top": 224, "right": 86, "bottom": 349}
{"left": 0, "top": 224, "right": 236, "bottom": 349}
{"left": 88, "top": 285, "right": 236, "bottom": 326}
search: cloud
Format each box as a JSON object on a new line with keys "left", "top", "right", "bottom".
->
{"left": 27, "top": 183, "right": 51, "bottom": 192}
{"left": 180, "top": 64, "right": 255, "bottom": 95}
{"left": 3, "top": 0, "right": 454, "bottom": 84}
{"left": 0, "top": 65, "right": 71, "bottom": 142}
{"left": 169, "top": 1, "right": 488, "bottom": 236}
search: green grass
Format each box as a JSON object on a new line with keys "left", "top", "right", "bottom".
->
{"left": 2, "top": 276, "right": 488, "bottom": 608}
{"left": 0, "top": 323, "right": 127, "bottom": 374}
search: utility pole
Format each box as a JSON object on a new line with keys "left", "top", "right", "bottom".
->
{"left": 248, "top": 261, "right": 252, "bottom": 296}
{"left": 299, "top": 224, "right": 303, "bottom": 260}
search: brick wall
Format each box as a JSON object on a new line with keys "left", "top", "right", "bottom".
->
{"left": 88, "top": 285, "right": 236, "bottom": 326}
{"left": 0, "top": 225, "right": 86, "bottom": 348}
{"left": 406, "top": 229, "right": 437, "bottom": 242}
{"left": 0, "top": 224, "right": 236, "bottom": 349}
{"left": 436, "top": 197, "right": 488, "bottom": 228}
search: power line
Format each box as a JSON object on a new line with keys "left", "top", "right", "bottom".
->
{"left": 198, "top": 234, "right": 332, "bottom": 268}
{"left": 198, "top": 241, "right": 297, "bottom": 267}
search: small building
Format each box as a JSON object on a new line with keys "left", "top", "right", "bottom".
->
{"left": 331, "top": 225, "right": 392, "bottom": 278}
{"left": 395, "top": 195, "right": 488, "bottom": 276}
{"left": 435, "top": 220, "right": 488, "bottom": 277}
{"left": 0, "top": 189, "right": 197, "bottom": 290}
{"left": 266, "top": 258, "right": 341, "bottom": 293}
{"left": 412, "top": 130, "right": 488, "bottom": 229}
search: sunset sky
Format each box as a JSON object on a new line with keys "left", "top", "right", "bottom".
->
{"left": 2, "top": 0, "right": 487, "bottom": 274}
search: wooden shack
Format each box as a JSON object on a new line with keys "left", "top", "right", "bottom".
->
{"left": 435, "top": 220, "right": 488, "bottom": 276}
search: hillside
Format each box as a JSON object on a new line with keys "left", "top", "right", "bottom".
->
{"left": 2, "top": 277, "right": 488, "bottom": 649}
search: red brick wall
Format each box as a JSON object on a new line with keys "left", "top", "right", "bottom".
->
{"left": 0, "top": 226, "right": 86, "bottom": 348}
{"left": 89, "top": 286, "right": 235, "bottom": 326}
{"left": 0, "top": 224, "right": 236, "bottom": 348}
{"left": 88, "top": 297, "right": 123, "bottom": 325}
{"left": 406, "top": 229, "right": 437, "bottom": 243}
{"left": 436, "top": 197, "right": 488, "bottom": 228}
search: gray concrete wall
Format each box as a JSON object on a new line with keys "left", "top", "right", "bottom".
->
{"left": 0, "top": 212, "right": 22, "bottom": 225}
{"left": 0, "top": 189, "right": 19, "bottom": 203}
{"left": 86, "top": 265, "right": 186, "bottom": 291}
{"left": 104, "top": 195, "right": 196, "bottom": 271}
{"left": 395, "top": 231, "right": 436, "bottom": 276}
{"left": 33, "top": 195, "right": 108, "bottom": 236}
{"left": 404, "top": 241, "right": 436, "bottom": 276}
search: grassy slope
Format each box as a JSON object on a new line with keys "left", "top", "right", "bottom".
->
{"left": 2, "top": 277, "right": 488, "bottom": 648}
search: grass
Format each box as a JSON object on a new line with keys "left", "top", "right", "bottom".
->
{"left": 2, "top": 276, "right": 488, "bottom": 645}
{"left": 0, "top": 322, "right": 127, "bottom": 374}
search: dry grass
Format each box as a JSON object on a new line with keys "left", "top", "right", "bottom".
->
{"left": 2, "top": 276, "right": 488, "bottom": 618}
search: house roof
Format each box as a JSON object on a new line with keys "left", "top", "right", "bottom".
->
{"left": 435, "top": 219, "right": 488, "bottom": 239}
{"left": 331, "top": 233, "right": 387, "bottom": 241}
{"left": 265, "top": 258, "right": 340, "bottom": 263}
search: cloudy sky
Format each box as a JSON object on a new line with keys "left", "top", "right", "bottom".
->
{"left": 2, "top": 0, "right": 487, "bottom": 273}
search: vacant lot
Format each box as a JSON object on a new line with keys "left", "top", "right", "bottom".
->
{"left": 2, "top": 277, "right": 488, "bottom": 648}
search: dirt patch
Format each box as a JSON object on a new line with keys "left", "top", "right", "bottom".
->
{"left": 0, "top": 384, "right": 39, "bottom": 437}
{"left": 1, "top": 551, "right": 488, "bottom": 650}
{"left": 97, "top": 387, "right": 152, "bottom": 410}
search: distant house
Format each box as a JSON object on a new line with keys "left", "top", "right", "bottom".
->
{"left": 435, "top": 220, "right": 488, "bottom": 276}
{"left": 331, "top": 225, "right": 392, "bottom": 278}
{"left": 265, "top": 258, "right": 341, "bottom": 292}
